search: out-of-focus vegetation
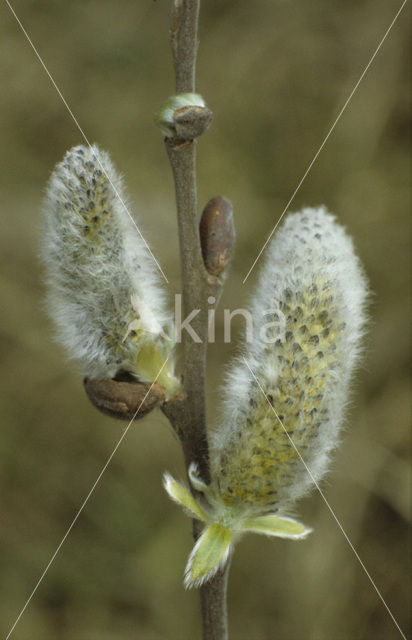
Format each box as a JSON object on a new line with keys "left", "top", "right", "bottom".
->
{"left": 0, "top": 1, "right": 410, "bottom": 638}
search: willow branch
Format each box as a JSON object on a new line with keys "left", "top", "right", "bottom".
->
{"left": 170, "top": 0, "right": 201, "bottom": 93}
{"left": 162, "top": 3, "right": 231, "bottom": 640}
{"left": 164, "top": 137, "right": 211, "bottom": 480}
{"left": 200, "top": 562, "right": 231, "bottom": 640}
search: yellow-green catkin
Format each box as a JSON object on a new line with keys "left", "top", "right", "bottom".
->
{"left": 210, "top": 207, "right": 368, "bottom": 516}
{"left": 42, "top": 144, "right": 180, "bottom": 396}
{"left": 164, "top": 207, "right": 366, "bottom": 588}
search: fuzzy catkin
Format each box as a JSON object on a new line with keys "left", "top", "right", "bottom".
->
{"left": 210, "top": 207, "right": 368, "bottom": 515}
{"left": 42, "top": 144, "right": 179, "bottom": 394}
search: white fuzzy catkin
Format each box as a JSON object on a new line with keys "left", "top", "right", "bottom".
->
{"left": 210, "top": 207, "right": 368, "bottom": 515}
{"left": 42, "top": 144, "right": 179, "bottom": 394}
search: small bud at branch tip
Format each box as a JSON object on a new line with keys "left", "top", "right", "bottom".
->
{"left": 174, "top": 105, "right": 213, "bottom": 140}
{"left": 154, "top": 93, "right": 212, "bottom": 140}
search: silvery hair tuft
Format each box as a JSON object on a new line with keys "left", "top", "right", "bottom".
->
{"left": 42, "top": 144, "right": 174, "bottom": 385}
{"left": 210, "top": 207, "right": 369, "bottom": 515}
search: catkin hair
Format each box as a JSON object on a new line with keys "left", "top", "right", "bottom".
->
{"left": 210, "top": 207, "right": 368, "bottom": 515}
{"left": 42, "top": 144, "right": 174, "bottom": 382}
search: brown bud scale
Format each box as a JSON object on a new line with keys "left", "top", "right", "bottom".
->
{"left": 199, "top": 196, "right": 235, "bottom": 277}
{"left": 84, "top": 377, "right": 165, "bottom": 421}
{"left": 173, "top": 105, "right": 213, "bottom": 140}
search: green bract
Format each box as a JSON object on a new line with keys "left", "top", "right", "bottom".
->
{"left": 164, "top": 466, "right": 311, "bottom": 588}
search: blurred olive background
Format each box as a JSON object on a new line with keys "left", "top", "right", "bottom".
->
{"left": 0, "top": 1, "right": 410, "bottom": 638}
